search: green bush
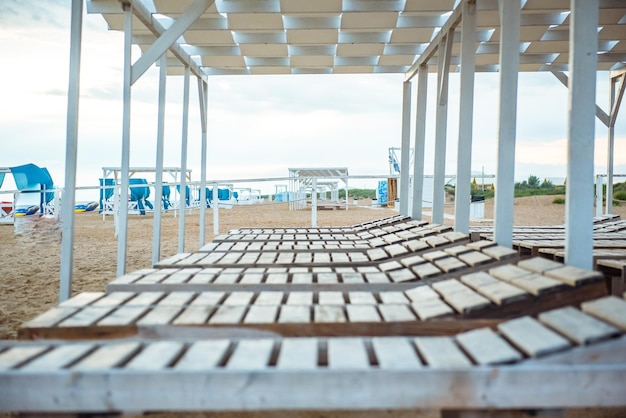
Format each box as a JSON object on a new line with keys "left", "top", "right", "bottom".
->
{"left": 614, "top": 190, "right": 626, "bottom": 201}
{"left": 552, "top": 197, "right": 565, "bottom": 204}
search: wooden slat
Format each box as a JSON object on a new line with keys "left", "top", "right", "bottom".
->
{"left": 372, "top": 337, "right": 422, "bottom": 369}
{"left": 460, "top": 272, "right": 528, "bottom": 305}
{"left": 517, "top": 257, "right": 563, "bottom": 274}
{"left": 23, "top": 307, "right": 78, "bottom": 328}
{"left": 346, "top": 305, "right": 382, "bottom": 322}
{"left": 318, "top": 291, "right": 345, "bottom": 305}
{"left": 378, "top": 291, "right": 408, "bottom": 304}
{"left": 414, "top": 337, "right": 472, "bottom": 368}
{"left": 174, "top": 340, "right": 230, "bottom": 370}
{"left": 0, "top": 345, "right": 50, "bottom": 370}
{"left": 456, "top": 328, "right": 522, "bottom": 365}
{"left": 71, "top": 342, "right": 140, "bottom": 370}
{"left": 20, "top": 343, "right": 94, "bottom": 371}
{"left": 244, "top": 306, "right": 278, "bottom": 324}
{"left": 327, "top": 338, "right": 370, "bottom": 369}
{"left": 481, "top": 245, "right": 518, "bottom": 260}
{"left": 278, "top": 306, "right": 311, "bottom": 323}
{"left": 498, "top": 316, "right": 571, "bottom": 357}
{"left": 286, "top": 292, "right": 313, "bottom": 305}
{"left": 227, "top": 339, "right": 274, "bottom": 370}
{"left": 378, "top": 305, "right": 416, "bottom": 322}
{"left": 348, "top": 291, "right": 377, "bottom": 304}
{"left": 277, "top": 338, "right": 319, "bottom": 369}
{"left": 209, "top": 306, "right": 247, "bottom": 324}
{"left": 581, "top": 296, "right": 626, "bottom": 331}
{"left": 129, "top": 292, "right": 165, "bottom": 305}
{"left": 411, "top": 299, "right": 454, "bottom": 320}
{"left": 190, "top": 291, "right": 225, "bottom": 306}
{"left": 172, "top": 306, "right": 215, "bottom": 325}
{"left": 544, "top": 265, "right": 603, "bottom": 287}
{"left": 157, "top": 291, "right": 196, "bottom": 306}
{"left": 97, "top": 306, "right": 149, "bottom": 326}
{"left": 509, "top": 273, "right": 565, "bottom": 296}
{"left": 59, "top": 292, "right": 105, "bottom": 307}
{"left": 539, "top": 307, "right": 620, "bottom": 345}
{"left": 223, "top": 292, "right": 255, "bottom": 306}
{"left": 314, "top": 305, "right": 347, "bottom": 323}
{"left": 58, "top": 307, "right": 114, "bottom": 327}
{"left": 125, "top": 341, "right": 184, "bottom": 370}
{"left": 135, "top": 306, "right": 182, "bottom": 326}
{"left": 254, "top": 291, "right": 284, "bottom": 305}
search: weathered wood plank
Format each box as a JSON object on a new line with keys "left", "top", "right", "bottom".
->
{"left": 327, "top": 338, "right": 370, "bottom": 369}
{"left": 314, "top": 305, "right": 347, "bottom": 323}
{"left": 456, "top": 328, "right": 522, "bottom": 365}
{"left": 372, "top": 337, "right": 422, "bottom": 369}
{"left": 244, "top": 305, "right": 278, "bottom": 324}
{"left": 0, "top": 345, "right": 50, "bottom": 370}
{"left": 276, "top": 338, "right": 318, "bottom": 369}
{"left": 172, "top": 306, "right": 215, "bottom": 325}
{"left": 59, "top": 292, "right": 105, "bottom": 307}
{"left": 174, "top": 340, "right": 230, "bottom": 370}
{"left": 539, "top": 307, "right": 620, "bottom": 345}
{"left": 71, "top": 342, "right": 140, "bottom": 370}
{"left": 497, "top": 316, "right": 571, "bottom": 357}
{"left": 278, "top": 306, "right": 311, "bottom": 323}
{"left": 581, "top": 296, "right": 626, "bottom": 331}
{"left": 20, "top": 343, "right": 94, "bottom": 371}
{"left": 414, "top": 337, "right": 472, "bottom": 368}
{"left": 227, "top": 339, "right": 275, "bottom": 370}
{"left": 346, "top": 305, "right": 382, "bottom": 322}
{"left": 125, "top": 341, "right": 184, "bottom": 370}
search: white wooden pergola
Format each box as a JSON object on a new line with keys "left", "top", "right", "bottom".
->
{"left": 58, "top": 0, "right": 626, "bottom": 301}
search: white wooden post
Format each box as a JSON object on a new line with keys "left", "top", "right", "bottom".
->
{"left": 565, "top": 0, "right": 598, "bottom": 270}
{"left": 151, "top": 54, "right": 167, "bottom": 266}
{"left": 399, "top": 81, "right": 412, "bottom": 216}
{"left": 433, "top": 30, "right": 453, "bottom": 225}
{"left": 412, "top": 66, "right": 428, "bottom": 220}
{"left": 178, "top": 66, "right": 190, "bottom": 253}
{"left": 454, "top": 0, "right": 477, "bottom": 235}
{"left": 198, "top": 78, "right": 208, "bottom": 246}
{"left": 59, "top": 0, "right": 83, "bottom": 301}
{"left": 116, "top": 3, "right": 133, "bottom": 277}
{"left": 311, "top": 178, "right": 318, "bottom": 227}
{"left": 595, "top": 174, "right": 603, "bottom": 217}
{"left": 493, "top": 0, "right": 520, "bottom": 248}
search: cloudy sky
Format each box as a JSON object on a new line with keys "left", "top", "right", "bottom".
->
{"left": 1, "top": 0, "right": 624, "bottom": 198}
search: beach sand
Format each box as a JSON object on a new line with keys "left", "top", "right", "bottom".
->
{"left": 1, "top": 196, "right": 625, "bottom": 417}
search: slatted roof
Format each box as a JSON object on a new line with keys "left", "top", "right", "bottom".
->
{"left": 86, "top": 0, "right": 626, "bottom": 76}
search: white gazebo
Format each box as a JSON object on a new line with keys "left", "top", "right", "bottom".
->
{"left": 56, "top": 0, "right": 626, "bottom": 301}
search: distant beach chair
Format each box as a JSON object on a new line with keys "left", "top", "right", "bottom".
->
{"left": 99, "top": 178, "right": 115, "bottom": 214}
{"left": 129, "top": 178, "right": 153, "bottom": 215}
{"left": 9, "top": 163, "right": 56, "bottom": 217}
{"left": 161, "top": 183, "right": 171, "bottom": 210}
{"left": 176, "top": 184, "right": 191, "bottom": 208}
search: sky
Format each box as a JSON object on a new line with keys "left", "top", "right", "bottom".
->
{"left": 1, "top": 0, "right": 625, "bottom": 199}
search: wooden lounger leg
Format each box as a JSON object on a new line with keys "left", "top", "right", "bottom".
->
{"left": 441, "top": 409, "right": 564, "bottom": 418}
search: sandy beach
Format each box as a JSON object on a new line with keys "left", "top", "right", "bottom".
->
{"left": 1, "top": 196, "right": 626, "bottom": 417}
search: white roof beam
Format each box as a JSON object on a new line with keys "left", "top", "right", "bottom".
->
{"left": 130, "top": 0, "right": 212, "bottom": 84}
{"left": 404, "top": 0, "right": 464, "bottom": 82}
{"left": 550, "top": 70, "right": 610, "bottom": 126}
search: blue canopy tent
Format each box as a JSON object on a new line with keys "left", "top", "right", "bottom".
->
{"left": 129, "top": 178, "right": 153, "bottom": 215}
{"left": 99, "top": 178, "right": 115, "bottom": 214}
{"left": 161, "top": 183, "right": 171, "bottom": 210}
{"left": 8, "top": 163, "right": 55, "bottom": 216}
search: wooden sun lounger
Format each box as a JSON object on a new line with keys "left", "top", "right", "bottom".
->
{"left": 226, "top": 214, "right": 412, "bottom": 236}
{"left": 109, "top": 244, "right": 521, "bottom": 293}
{"left": 21, "top": 261, "right": 607, "bottom": 341}
{"left": 2, "top": 295, "right": 626, "bottom": 416}
{"left": 596, "top": 258, "right": 626, "bottom": 296}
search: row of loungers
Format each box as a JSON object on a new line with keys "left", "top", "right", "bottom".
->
{"left": 1, "top": 215, "right": 626, "bottom": 417}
